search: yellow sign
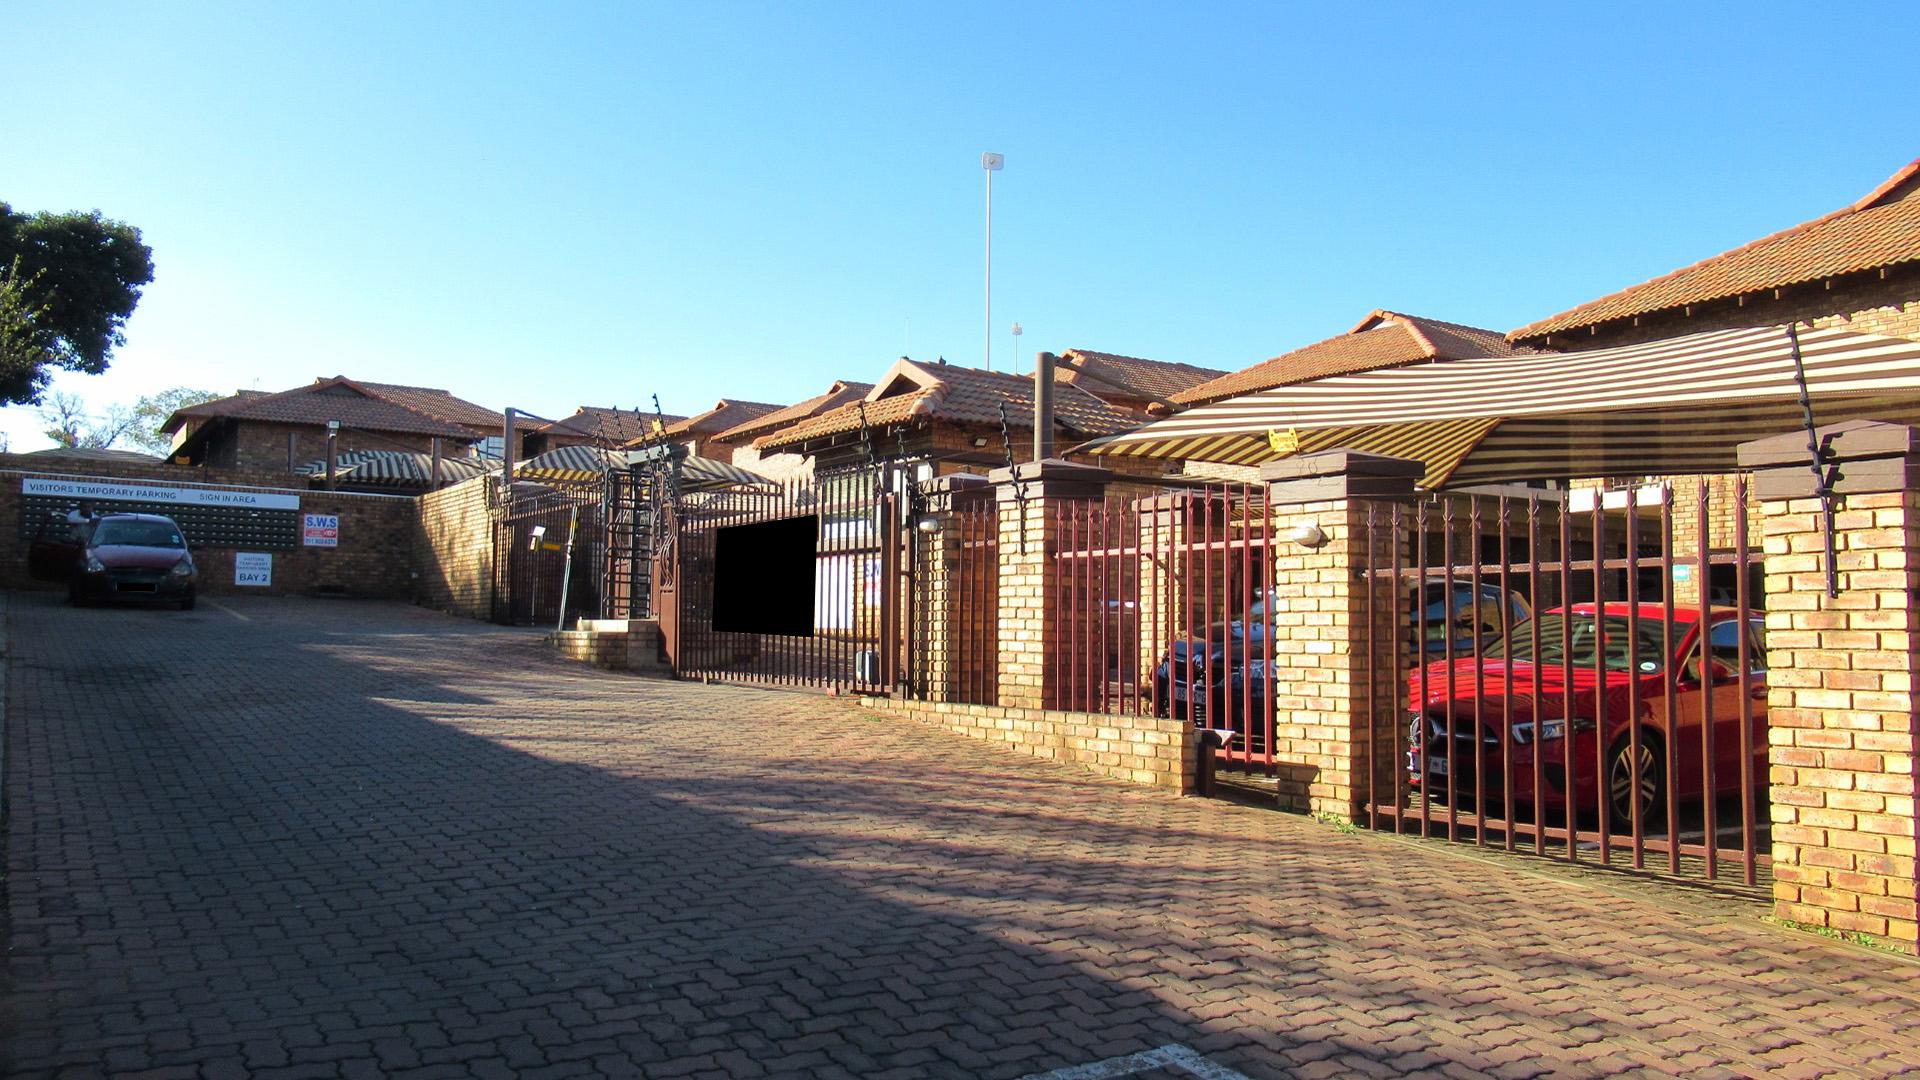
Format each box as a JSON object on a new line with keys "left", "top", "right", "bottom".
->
{"left": 1266, "top": 427, "right": 1300, "bottom": 455}
{"left": 650, "top": 418, "right": 665, "bottom": 434}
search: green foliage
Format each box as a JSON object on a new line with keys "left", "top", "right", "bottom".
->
{"left": 1311, "top": 811, "right": 1360, "bottom": 834}
{"left": 1765, "top": 915, "right": 1902, "bottom": 953}
{"left": 124, "top": 386, "right": 221, "bottom": 454}
{"left": 0, "top": 257, "right": 52, "bottom": 395}
{"left": 0, "top": 202, "right": 155, "bottom": 405}
{"left": 32, "top": 385, "right": 219, "bottom": 453}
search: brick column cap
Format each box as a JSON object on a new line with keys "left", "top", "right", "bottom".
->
{"left": 1737, "top": 420, "right": 1920, "bottom": 498}
{"left": 988, "top": 457, "right": 1114, "bottom": 501}
{"left": 1261, "top": 450, "right": 1422, "bottom": 503}
{"left": 922, "top": 473, "right": 991, "bottom": 495}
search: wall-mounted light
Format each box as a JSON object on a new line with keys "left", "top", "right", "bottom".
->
{"left": 972, "top": 436, "right": 990, "bottom": 448}
{"left": 1278, "top": 522, "right": 1327, "bottom": 548}
{"left": 914, "top": 514, "right": 944, "bottom": 534}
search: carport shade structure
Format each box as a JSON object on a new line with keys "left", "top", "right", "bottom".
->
{"left": 1078, "top": 324, "right": 1920, "bottom": 487}
{"left": 515, "top": 444, "right": 773, "bottom": 490}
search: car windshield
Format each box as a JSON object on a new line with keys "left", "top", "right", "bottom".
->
{"left": 91, "top": 521, "right": 185, "bottom": 549}
{"left": 1487, "top": 612, "right": 1671, "bottom": 673}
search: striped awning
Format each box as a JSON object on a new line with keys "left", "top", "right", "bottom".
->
{"left": 517, "top": 445, "right": 771, "bottom": 491}
{"left": 294, "top": 450, "right": 493, "bottom": 486}
{"left": 1083, "top": 325, "right": 1920, "bottom": 487}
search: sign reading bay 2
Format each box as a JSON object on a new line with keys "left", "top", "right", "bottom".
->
{"left": 19, "top": 477, "right": 303, "bottom": 549}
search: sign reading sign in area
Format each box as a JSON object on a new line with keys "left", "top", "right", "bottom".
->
{"left": 234, "top": 552, "right": 273, "bottom": 587}
{"left": 303, "top": 513, "right": 340, "bottom": 547}
{"left": 22, "top": 477, "right": 301, "bottom": 510}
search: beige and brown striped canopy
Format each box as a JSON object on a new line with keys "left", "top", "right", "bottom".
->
{"left": 1081, "top": 325, "right": 1920, "bottom": 488}
{"left": 517, "top": 445, "right": 772, "bottom": 490}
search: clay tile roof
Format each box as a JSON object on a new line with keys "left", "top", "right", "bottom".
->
{"left": 535, "top": 406, "right": 687, "bottom": 445}
{"left": 1057, "top": 350, "right": 1228, "bottom": 402}
{"left": 1511, "top": 158, "right": 1920, "bottom": 342}
{"left": 1169, "top": 311, "right": 1533, "bottom": 408}
{"left": 353, "top": 380, "right": 503, "bottom": 430}
{"left": 715, "top": 381, "right": 874, "bottom": 442}
{"left": 756, "top": 361, "right": 1140, "bottom": 451}
{"left": 645, "top": 399, "right": 786, "bottom": 443}
{"left": 162, "top": 378, "right": 480, "bottom": 439}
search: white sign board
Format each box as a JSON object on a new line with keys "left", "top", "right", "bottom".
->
{"left": 23, "top": 477, "right": 300, "bottom": 510}
{"left": 234, "top": 552, "right": 273, "bottom": 587}
{"left": 303, "top": 513, "right": 340, "bottom": 547}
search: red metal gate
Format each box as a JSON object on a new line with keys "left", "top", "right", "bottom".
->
{"left": 662, "top": 465, "right": 906, "bottom": 693}
{"left": 1360, "top": 479, "right": 1768, "bottom": 887}
{"left": 493, "top": 489, "right": 601, "bottom": 628}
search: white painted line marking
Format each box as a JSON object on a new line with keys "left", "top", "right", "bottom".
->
{"left": 1015, "top": 1043, "right": 1255, "bottom": 1080}
{"left": 208, "top": 601, "right": 250, "bottom": 622}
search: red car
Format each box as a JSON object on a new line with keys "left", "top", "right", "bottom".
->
{"left": 60, "top": 512, "right": 200, "bottom": 609}
{"left": 1407, "top": 603, "right": 1766, "bottom": 827}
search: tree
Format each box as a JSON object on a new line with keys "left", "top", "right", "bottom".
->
{"left": 0, "top": 257, "right": 50, "bottom": 395}
{"left": 0, "top": 202, "right": 155, "bottom": 405}
{"left": 32, "top": 385, "right": 219, "bottom": 453}
{"left": 124, "top": 386, "right": 221, "bottom": 455}
{"left": 37, "top": 390, "right": 138, "bottom": 449}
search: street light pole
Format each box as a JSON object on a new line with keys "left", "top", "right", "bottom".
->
{"left": 982, "top": 151, "right": 1003, "bottom": 372}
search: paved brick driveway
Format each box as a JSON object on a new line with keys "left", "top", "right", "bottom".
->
{"left": 5, "top": 592, "right": 1920, "bottom": 1079}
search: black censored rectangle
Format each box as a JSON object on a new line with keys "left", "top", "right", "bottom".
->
{"left": 712, "top": 515, "right": 817, "bottom": 636}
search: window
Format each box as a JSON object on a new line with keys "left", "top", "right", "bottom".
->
{"left": 91, "top": 521, "right": 185, "bottom": 549}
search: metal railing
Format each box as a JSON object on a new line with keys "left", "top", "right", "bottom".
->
{"left": 1362, "top": 479, "right": 1767, "bottom": 888}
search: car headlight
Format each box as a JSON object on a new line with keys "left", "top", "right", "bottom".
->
{"left": 169, "top": 558, "right": 194, "bottom": 578}
{"left": 86, "top": 554, "right": 106, "bottom": 573}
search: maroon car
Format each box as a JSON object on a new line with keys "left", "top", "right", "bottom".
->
{"left": 63, "top": 512, "right": 199, "bottom": 609}
{"left": 1408, "top": 602, "right": 1766, "bottom": 827}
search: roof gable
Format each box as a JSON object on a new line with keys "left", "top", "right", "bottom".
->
{"left": 1168, "top": 311, "right": 1528, "bottom": 408}
{"left": 648, "top": 398, "right": 787, "bottom": 442}
{"left": 755, "top": 360, "right": 1140, "bottom": 451}
{"left": 162, "top": 377, "right": 481, "bottom": 439}
{"left": 1056, "top": 349, "right": 1229, "bottom": 403}
{"left": 714, "top": 380, "right": 874, "bottom": 442}
{"left": 1511, "top": 156, "right": 1920, "bottom": 342}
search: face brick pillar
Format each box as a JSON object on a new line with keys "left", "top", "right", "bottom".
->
{"left": 989, "top": 459, "right": 1114, "bottom": 711}
{"left": 1258, "top": 451, "right": 1422, "bottom": 818}
{"left": 913, "top": 474, "right": 992, "bottom": 702}
{"left": 1739, "top": 421, "right": 1920, "bottom": 953}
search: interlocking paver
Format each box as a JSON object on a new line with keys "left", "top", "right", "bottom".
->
{"left": 5, "top": 592, "right": 1920, "bottom": 1078}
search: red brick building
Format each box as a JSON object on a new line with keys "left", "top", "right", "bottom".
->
{"left": 163, "top": 377, "right": 504, "bottom": 474}
{"left": 522, "top": 405, "right": 686, "bottom": 459}
{"left": 754, "top": 357, "right": 1160, "bottom": 475}
{"left": 627, "top": 398, "right": 785, "bottom": 462}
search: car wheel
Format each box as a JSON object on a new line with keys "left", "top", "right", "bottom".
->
{"left": 1606, "top": 732, "right": 1665, "bottom": 832}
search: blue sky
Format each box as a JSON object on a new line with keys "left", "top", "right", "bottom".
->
{"left": 5, "top": 1, "right": 1917, "bottom": 449}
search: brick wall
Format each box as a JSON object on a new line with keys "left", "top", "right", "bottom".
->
{"left": 413, "top": 476, "right": 497, "bottom": 620}
{"left": 1260, "top": 497, "right": 1405, "bottom": 814}
{"left": 860, "top": 696, "right": 1196, "bottom": 793}
{"left": 1759, "top": 488, "right": 1919, "bottom": 950}
{"left": 994, "top": 492, "right": 1054, "bottom": 708}
{"left": 206, "top": 420, "right": 472, "bottom": 474}
{"left": 0, "top": 457, "right": 416, "bottom": 599}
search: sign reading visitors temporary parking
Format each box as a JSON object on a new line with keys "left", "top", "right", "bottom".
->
{"left": 303, "top": 513, "right": 340, "bottom": 547}
{"left": 22, "top": 477, "right": 301, "bottom": 510}
{"left": 234, "top": 552, "right": 273, "bottom": 587}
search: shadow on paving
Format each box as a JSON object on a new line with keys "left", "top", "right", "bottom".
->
{"left": 5, "top": 592, "right": 1920, "bottom": 1080}
{"left": 1, "top": 595, "right": 1259, "bottom": 1078}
